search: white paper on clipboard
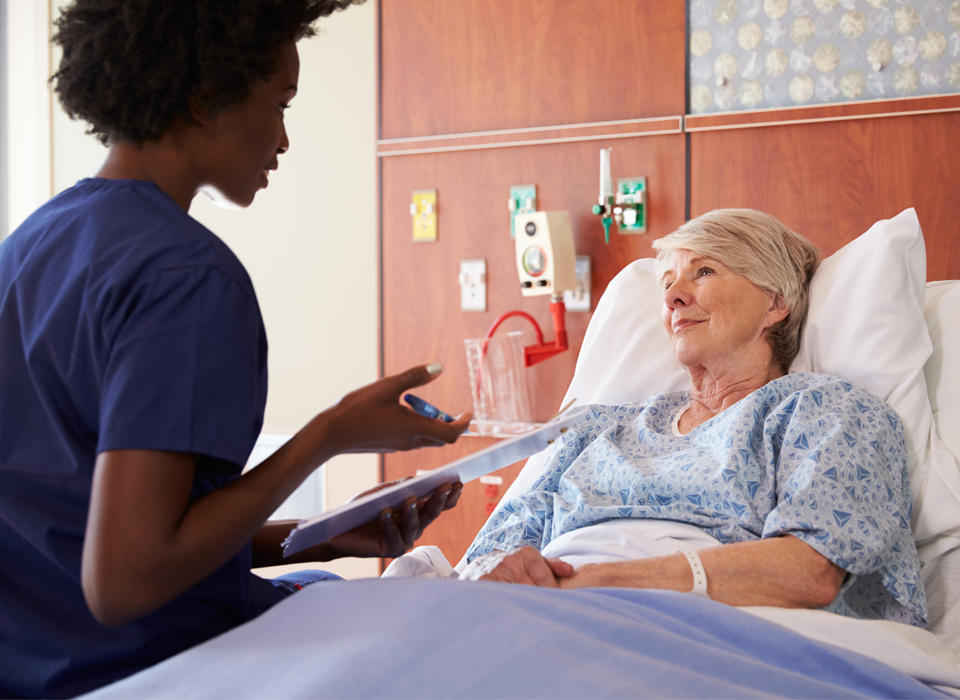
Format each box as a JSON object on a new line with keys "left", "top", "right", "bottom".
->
{"left": 281, "top": 405, "right": 591, "bottom": 557}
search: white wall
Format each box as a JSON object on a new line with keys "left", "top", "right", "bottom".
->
{"left": 42, "top": 0, "right": 381, "bottom": 578}
{"left": 0, "top": 0, "right": 8, "bottom": 236}
{"left": 4, "top": 0, "right": 52, "bottom": 239}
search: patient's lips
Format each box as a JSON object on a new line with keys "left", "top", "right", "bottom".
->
{"left": 672, "top": 316, "right": 705, "bottom": 334}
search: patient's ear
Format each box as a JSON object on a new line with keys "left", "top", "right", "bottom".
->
{"left": 764, "top": 294, "right": 789, "bottom": 327}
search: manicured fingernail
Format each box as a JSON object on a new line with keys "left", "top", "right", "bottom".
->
{"left": 426, "top": 362, "right": 443, "bottom": 375}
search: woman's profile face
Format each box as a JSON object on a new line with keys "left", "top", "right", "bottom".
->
{"left": 659, "top": 248, "right": 786, "bottom": 370}
{"left": 199, "top": 42, "right": 300, "bottom": 208}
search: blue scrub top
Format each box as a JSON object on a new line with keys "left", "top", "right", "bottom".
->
{"left": 0, "top": 179, "right": 283, "bottom": 698}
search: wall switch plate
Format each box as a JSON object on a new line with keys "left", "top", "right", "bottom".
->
{"left": 459, "top": 258, "right": 487, "bottom": 312}
{"left": 508, "top": 184, "right": 537, "bottom": 238}
{"left": 411, "top": 189, "right": 437, "bottom": 241}
{"left": 564, "top": 255, "right": 591, "bottom": 311}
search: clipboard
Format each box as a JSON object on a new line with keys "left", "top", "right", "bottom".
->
{"left": 281, "top": 405, "right": 590, "bottom": 557}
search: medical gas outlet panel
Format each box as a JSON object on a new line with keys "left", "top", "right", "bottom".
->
{"left": 514, "top": 211, "right": 577, "bottom": 297}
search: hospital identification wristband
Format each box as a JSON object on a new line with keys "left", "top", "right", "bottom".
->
{"left": 681, "top": 550, "right": 710, "bottom": 599}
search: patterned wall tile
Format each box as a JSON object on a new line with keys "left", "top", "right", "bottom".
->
{"left": 689, "top": 0, "right": 960, "bottom": 113}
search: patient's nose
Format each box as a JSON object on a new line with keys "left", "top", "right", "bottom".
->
{"left": 664, "top": 281, "right": 691, "bottom": 309}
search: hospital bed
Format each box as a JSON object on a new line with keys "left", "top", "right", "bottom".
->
{"left": 88, "top": 208, "right": 960, "bottom": 698}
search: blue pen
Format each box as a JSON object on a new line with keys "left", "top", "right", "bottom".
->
{"left": 404, "top": 393, "right": 455, "bottom": 422}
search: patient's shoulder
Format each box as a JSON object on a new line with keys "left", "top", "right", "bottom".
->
{"left": 767, "top": 372, "right": 902, "bottom": 429}
{"left": 777, "top": 371, "right": 883, "bottom": 401}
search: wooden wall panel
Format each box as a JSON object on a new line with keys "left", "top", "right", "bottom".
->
{"left": 380, "top": 134, "right": 686, "bottom": 564}
{"left": 380, "top": 0, "right": 686, "bottom": 139}
{"left": 690, "top": 112, "right": 960, "bottom": 281}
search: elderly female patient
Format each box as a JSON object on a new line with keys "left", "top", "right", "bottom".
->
{"left": 459, "top": 208, "right": 926, "bottom": 627}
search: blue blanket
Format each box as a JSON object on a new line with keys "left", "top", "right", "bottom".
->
{"left": 88, "top": 578, "right": 948, "bottom": 698}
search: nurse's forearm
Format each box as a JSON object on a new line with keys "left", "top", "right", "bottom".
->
{"left": 252, "top": 521, "right": 337, "bottom": 567}
{"left": 82, "top": 363, "right": 472, "bottom": 625}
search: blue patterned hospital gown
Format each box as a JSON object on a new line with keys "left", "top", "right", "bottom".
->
{"left": 466, "top": 373, "right": 926, "bottom": 626}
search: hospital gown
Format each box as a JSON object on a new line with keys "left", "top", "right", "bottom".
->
{"left": 466, "top": 373, "right": 926, "bottom": 626}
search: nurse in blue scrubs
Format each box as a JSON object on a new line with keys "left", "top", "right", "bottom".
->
{"left": 0, "top": 1, "right": 469, "bottom": 697}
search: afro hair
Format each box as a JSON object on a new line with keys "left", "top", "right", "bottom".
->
{"left": 52, "top": 0, "right": 364, "bottom": 145}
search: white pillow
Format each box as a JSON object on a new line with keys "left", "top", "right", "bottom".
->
{"left": 924, "top": 281, "right": 960, "bottom": 462}
{"left": 920, "top": 282, "right": 960, "bottom": 556}
{"left": 505, "top": 208, "right": 960, "bottom": 551}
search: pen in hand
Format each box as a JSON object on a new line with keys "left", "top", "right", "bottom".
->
{"left": 404, "top": 393, "right": 455, "bottom": 422}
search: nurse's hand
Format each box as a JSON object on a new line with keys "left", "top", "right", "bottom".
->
{"left": 325, "top": 363, "right": 471, "bottom": 455}
{"left": 322, "top": 480, "right": 463, "bottom": 559}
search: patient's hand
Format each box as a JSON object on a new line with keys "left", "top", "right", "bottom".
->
{"left": 462, "top": 547, "right": 574, "bottom": 587}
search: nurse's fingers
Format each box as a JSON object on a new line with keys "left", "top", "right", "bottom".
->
{"left": 379, "top": 507, "right": 405, "bottom": 558}
{"left": 383, "top": 363, "right": 445, "bottom": 398}
{"left": 415, "top": 482, "right": 456, "bottom": 534}
{"left": 400, "top": 495, "right": 421, "bottom": 545}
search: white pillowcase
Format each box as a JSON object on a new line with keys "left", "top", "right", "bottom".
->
{"left": 920, "top": 281, "right": 960, "bottom": 556}
{"left": 505, "top": 208, "right": 960, "bottom": 553}
{"left": 924, "top": 281, "right": 960, "bottom": 463}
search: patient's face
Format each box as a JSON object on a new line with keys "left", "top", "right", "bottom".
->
{"left": 660, "top": 249, "right": 785, "bottom": 370}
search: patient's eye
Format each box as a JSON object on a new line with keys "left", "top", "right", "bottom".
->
{"left": 695, "top": 266, "right": 715, "bottom": 279}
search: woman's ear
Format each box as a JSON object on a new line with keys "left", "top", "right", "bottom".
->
{"left": 765, "top": 294, "right": 789, "bottom": 327}
{"left": 187, "top": 93, "right": 211, "bottom": 126}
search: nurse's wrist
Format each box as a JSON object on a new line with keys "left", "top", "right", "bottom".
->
{"left": 301, "top": 408, "right": 345, "bottom": 463}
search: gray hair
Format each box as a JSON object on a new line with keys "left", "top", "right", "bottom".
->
{"left": 652, "top": 208, "right": 820, "bottom": 373}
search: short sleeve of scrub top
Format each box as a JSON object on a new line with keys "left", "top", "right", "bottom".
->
{"left": 97, "top": 264, "right": 267, "bottom": 464}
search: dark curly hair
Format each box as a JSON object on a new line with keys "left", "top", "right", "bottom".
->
{"left": 52, "top": 0, "right": 365, "bottom": 145}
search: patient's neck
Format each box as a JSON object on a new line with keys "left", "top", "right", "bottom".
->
{"left": 680, "top": 361, "right": 783, "bottom": 431}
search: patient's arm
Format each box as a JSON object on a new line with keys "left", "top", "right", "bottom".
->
{"left": 558, "top": 535, "right": 844, "bottom": 608}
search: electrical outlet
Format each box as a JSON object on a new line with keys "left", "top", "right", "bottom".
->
{"left": 459, "top": 258, "right": 486, "bottom": 312}
{"left": 411, "top": 189, "right": 437, "bottom": 241}
{"left": 564, "top": 256, "right": 591, "bottom": 312}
